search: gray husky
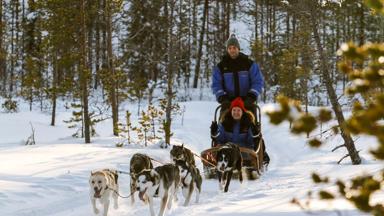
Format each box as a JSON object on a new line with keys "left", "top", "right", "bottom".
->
{"left": 175, "top": 159, "right": 202, "bottom": 206}
{"left": 136, "top": 164, "right": 180, "bottom": 216}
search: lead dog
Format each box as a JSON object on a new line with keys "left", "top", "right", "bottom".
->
{"left": 89, "top": 169, "right": 119, "bottom": 216}
{"left": 136, "top": 164, "right": 180, "bottom": 216}
{"left": 170, "top": 144, "right": 195, "bottom": 166}
{"left": 175, "top": 159, "right": 202, "bottom": 206}
{"left": 216, "top": 142, "right": 243, "bottom": 192}
{"left": 130, "top": 153, "right": 153, "bottom": 205}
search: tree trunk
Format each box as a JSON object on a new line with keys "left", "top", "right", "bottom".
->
{"left": 106, "top": 0, "right": 119, "bottom": 136}
{"left": 260, "top": 1, "right": 266, "bottom": 103}
{"left": 185, "top": 0, "right": 192, "bottom": 89}
{"left": 101, "top": 0, "right": 107, "bottom": 98}
{"left": 51, "top": 52, "right": 58, "bottom": 126}
{"left": 225, "top": 1, "right": 230, "bottom": 40}
{"left": 10, "top": 1, "right": 15, "bottom": 93}
{"left": 192, "top": 0, "right": 208, "bottom": 88}
{"left": 94, "top": 0, "right": 101, "bottom": 89}
{"left": 87, "top": 0, "right": 93, "bottom": 80}
{"left": 80, "top": 0, "right": 91, "bottom": 143}
{"left": 286, "top": 10, "right": 289, "bottom": 46}
{"left": 21, "top": 0, "right": 25, "bottom": 80}
{"left": 358, "top": 4, "right": 365, "bottom": 46}
{"left": 14, "top": 0, "right": 20, "bottom": 94}
{"left": 164, "top": 0, "right": 176, "bottom": 148}
{"left": 308, "top": 3, "right": 361, "bottom": 165}
{"left": 254, "top": 0, "right": 258, "bottom": 40}
{"left": 0, "top": 0, "right": 5, "bottom": 94}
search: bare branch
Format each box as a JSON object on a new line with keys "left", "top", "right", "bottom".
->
{"left": 332, "top": 144, "right": 346, "bottom": 152}
{"left": 338, "top": 150, "right": 361, "bottom": 164}
{"left": 337, "top": 154, "right": 350, "bottom": 164}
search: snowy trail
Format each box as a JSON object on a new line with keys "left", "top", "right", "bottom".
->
{"left": 0, "top": 101, "right": 380, "bottom": 215}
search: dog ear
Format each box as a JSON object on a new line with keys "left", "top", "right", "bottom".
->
{"left": 181, "top": 143, "right": 184, "bottom": 149}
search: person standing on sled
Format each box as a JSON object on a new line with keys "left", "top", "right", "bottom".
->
{"left": 211, "top": 34, "right": 264, "bottom": 112}
{"left": 210, "top": 97, "right": 269, "bottom": 166}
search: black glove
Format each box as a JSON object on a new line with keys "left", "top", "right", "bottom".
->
{"left": 210, "top": 121, "right": 218, "bottom": 136}
{"left": 250, "top": 123, "right": 258, "bottom": 136}
{"left": 246, "top": 93, "right": 257, "bottom": 103}
{"left": 218, "top": 95, "right": 230, "bottom": 104}
{"left": 244, "top": 93, "right": 257, "bottom": 110}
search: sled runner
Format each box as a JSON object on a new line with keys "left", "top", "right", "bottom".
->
{"left": 200, "top": 104, "right": 265, "bottom": 180}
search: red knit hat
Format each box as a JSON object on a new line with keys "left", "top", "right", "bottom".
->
{"left": 230, "top": 97, "right": 247, "bottom": 112}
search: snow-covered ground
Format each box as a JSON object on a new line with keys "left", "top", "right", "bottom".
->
{"left": 0, "top": 100, "right": 382, "bottom": 216}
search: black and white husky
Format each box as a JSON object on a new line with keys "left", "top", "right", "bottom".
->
{"left": 175, "top": 159, "right": 202, "bottom": 206}
{"left": 216, "top": 142, "right": 243, "bottom": 192}
{"left": 136, "top": 164, "right": 180, "bottom": 216}
{"left": 89, "top": 169, "right": 119, "bottom": 216}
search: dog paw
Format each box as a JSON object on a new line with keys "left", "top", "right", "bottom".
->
{"left": 93, "top": 208, "right": 99, "bottom": 214}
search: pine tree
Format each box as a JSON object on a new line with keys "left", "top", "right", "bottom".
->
{"left": 21, "top": 0, "right": 44, "bottom": 111}
{"left": 120, "top": 0, "right": 165, "bottom": 106}
{"left": 42, "top": 0, "right": 79, "bottom": 125}
{"left": 307, "top": 0, "right": 361, "bottom": 164}
{"left": 267, "top": 1, "right": 384, "bottom": 214}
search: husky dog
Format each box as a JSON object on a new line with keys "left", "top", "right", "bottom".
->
{"left": 216, "top": 143, "right": 243, "bottom": 192}
{"left": 136, "top": 164, "right": 180, "bottom": 216}
{"left": 130, "top": 153, "right": 153, "bottom": 205}
{"left": 89, "top": 169, "right": 119, "bottom": 216}
{"left": 170, "top": 144, "right": 195, "bottom": 166}
{"left": 175, "top": 159, "right": 202, "bottom": 206}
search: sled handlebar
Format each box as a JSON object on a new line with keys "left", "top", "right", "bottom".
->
{"left": 256, "top": 105, "right": 261, "bottom": 128}
{"left": 213, "top": 105, "right": 222, "bottom": 122}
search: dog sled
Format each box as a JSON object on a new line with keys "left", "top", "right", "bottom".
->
{"left": 200, "top": 104, "right": 265, "bottom": 180}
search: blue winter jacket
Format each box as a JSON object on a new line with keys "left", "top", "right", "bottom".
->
{"left": 212, "top": 53, "right": 264, "bottom": 101}
{"left": 216, "top": 122, "right": 255, "bottom": 149}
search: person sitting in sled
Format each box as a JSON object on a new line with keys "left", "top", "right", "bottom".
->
{"left": 210, "top": 97, "right": 270, "bottom": 165}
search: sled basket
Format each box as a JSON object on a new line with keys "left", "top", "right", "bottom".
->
{"left": 200, "top": 146, "right": 263, "bottom": 180}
